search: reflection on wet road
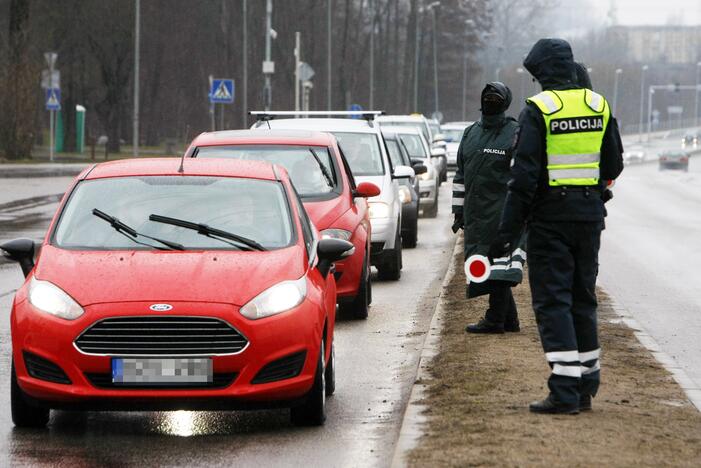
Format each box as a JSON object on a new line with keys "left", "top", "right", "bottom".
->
{"left": 0, "top": 177, "right": 454, "bottom": 467}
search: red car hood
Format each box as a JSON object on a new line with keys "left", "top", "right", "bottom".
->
{"left": 33, "top": 245, "right": 306, "bottom": 307}
{"left": 303, "top": 197, "right": 346, "bottom": 230}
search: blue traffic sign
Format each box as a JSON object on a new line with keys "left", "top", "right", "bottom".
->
{"left": 209, "top": 79, "right": 235, "bottom": 104}
{"left": 349, "top": 103, "right": 363, "bottom": 119}
{"left": 45, "top": 88, "right": 61, "bottom": 110}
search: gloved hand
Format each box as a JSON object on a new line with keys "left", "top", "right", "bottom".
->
{"left": 602, "top": 189, "right": 614, "bottom": 204}
{"left": 487, "top": 235, "right": 511, "bottom": 261}
{"left": 451, "top": 215, "right": 464, "bottom": 234}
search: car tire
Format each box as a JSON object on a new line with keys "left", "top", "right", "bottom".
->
{"left": 402, "top": 216, "right": 418, "bottom": 248}
{"left": 341, "top": 255, "right": 370, "bottom": 319}
{"left": 11, "top": 362, "right": 49, "bottom": 428}
{"left": 424, "top": 191, "right": 439, "bottom": 218}
{"left": 324, "top": 339, "right": 335, "bottom": 396}
{"left": 377, "top": 228, "right": 402, "bottom": 281}
{"left": 290, "top": 340, "right": 326, "bottom": 426}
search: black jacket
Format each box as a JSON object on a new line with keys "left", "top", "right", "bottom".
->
{"left": 498, "top": 39, "right": 624, "bottom": 238}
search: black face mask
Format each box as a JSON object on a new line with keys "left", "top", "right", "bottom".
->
{"left": 482, "top": 97, "right": 504, "bottom": 116}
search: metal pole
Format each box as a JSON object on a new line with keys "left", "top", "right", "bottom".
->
{"left": 219, "top": 104, "right": 224, "bottom": 130}
{"left": 49, "top": 110, "right": 54, "bottom": 162}
{"left": 639, "top": 65, "right": 648, "bottom": 141}
{"left": 613, "top": 68, "right": 622, "bottom": 116}
{"left": 327, "top": 0, "right": 332, "bottom": 110}
{"left": 133, "top": 0, "right": 140, "bottom": 157}
{"left": 413, "top": 2, "right": 421, "bottom": 112}
{"left": 209, "top": 75, "right": 215, "bottom": 131}
{"left": 242, "top": 0, "right": 248, "bottom": 126}
{"left": 431, "top": 6, "right": 439, "bottom": 116}
{"left": 495, "top": 67, "right": 501, "bottom": 82}
{"left": 647, "top": 87, "right": 653, "bottom": 142}
{"left": 264, "top": 0, "right": 273, "bottom": 111}
{"left": 295, "top": 32, "right": 301, "bottom": 112}
{"left": 369, "top": 0, "right": 374, "bottom": 110}
{"left": 461, "top": 52, "right": 468, "bottom": 121}
{"left": 695, "top": 62, "right": 701, "bottom": 129}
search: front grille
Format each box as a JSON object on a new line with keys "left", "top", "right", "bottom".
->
{"left": 252, "top": 351, "right": 307, "bottom": 384}
{"left": 85, "top": 372, "right": 237, "bottom": 389}
{"left": 74, "top": 316, "right": 248, "bottom": 356}
{"left": 24, "top": 352, "right": 71, "bottom": 384}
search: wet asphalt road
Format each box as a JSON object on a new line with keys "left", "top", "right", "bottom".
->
{"left": 600, "top": 139, "right": 701, "bottom": 388}
{"left": 0, "top": 177, "right": 454, "bottom": 467}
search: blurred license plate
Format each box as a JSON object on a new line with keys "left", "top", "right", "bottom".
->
{"left": 112, "top": 358, "right": 212, "bottom": 385}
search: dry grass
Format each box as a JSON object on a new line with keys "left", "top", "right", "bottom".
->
{"left": 409, "top": 247, "right": 701, "bottom": 467}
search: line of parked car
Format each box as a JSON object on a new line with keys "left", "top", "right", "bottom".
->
{"left": 1, "top": 111, "right": 467, "bottom": 428}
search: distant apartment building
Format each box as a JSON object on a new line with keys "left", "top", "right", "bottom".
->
{"left": 607, "top": 25, "right": 701, "bottom": 64}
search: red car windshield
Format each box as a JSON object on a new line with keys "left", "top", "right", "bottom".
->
{"left": 53, "top": 176, "right": 294, "bottom": 250}
{"left": 195, "top": 145, "right": 337, "bottom": 197}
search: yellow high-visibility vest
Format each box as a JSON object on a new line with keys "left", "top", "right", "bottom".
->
{"left": 527, "top": 89, "right": 610, "bottom": 186}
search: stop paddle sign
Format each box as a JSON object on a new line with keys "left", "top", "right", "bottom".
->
{"left": 465, "top": 255, "right": 491, "bottom": 283}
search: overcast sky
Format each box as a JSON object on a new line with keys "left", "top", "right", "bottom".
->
{"left": 590, "top": 0, "right": 701, "bottom": 25}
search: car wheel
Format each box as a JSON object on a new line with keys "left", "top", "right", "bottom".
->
{"left": 402, "top": 221, "right": 418, "bottom": 249}
{"left": 424, "top": 191, "right": 439, "bottom": 218}
{"left": 341, "top": 255, "right": 370, "bottom": 319}
{"left": 324, "top": 339, "right": 335, "bottom": 396}
{"left": 377, "top": 228, "right": 402, "bottom": 281}
{"left": 11, "top": 362, "right": 49, "bottom": 428}
{"left": 290, "top": 340, "right": 326, "bottom": 426}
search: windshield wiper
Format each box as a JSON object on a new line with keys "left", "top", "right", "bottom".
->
{"left": 308, "top": 148, "right": 334, "bottom": 188}
{"left": 92, "top": 209, "right": 185, "bottom": 251}
{"left": 148, "top": 214, "right": 267, "bottom": 251}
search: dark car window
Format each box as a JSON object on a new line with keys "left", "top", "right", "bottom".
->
{"left": 53, "top": 176, "right": 294, "bottom": 250}
{"left": 385, "top": 139, "right": 405, "bottom": 169}
{"left": 399, "top": 134, "right": 429, "bottom": 158}
{"left": 195, "top": 145, "right": 338, "bottom": 198}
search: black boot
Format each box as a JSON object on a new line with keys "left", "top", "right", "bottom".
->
{"left": 465, "top": 318, "right": 504, "bottom": 334}
{"left": 529, "top": 394, "right": 579, "bottom": 415}
{"left": 504, "top": 320, "right": 520, "bottom": 332}
{"left": 579, "top": 394, "right": 592, "bottom": 412}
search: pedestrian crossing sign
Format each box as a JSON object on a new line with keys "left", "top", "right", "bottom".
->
{"left": 209, "top": 79, "right": 235, "bottom": 104}
{"left": 45, "top": 88, "right": 61, "bottom": 110}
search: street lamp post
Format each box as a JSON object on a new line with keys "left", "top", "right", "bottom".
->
{"left": 369, "top": 0, "right": 375, "bottom": 110}
{"left": 327, "top": 0, "right": 332, "bottom": 110}
{"left": 133, "top": 0, "right": 140, "bottom": 157}
{"left": 495, "top": 67, "right": 501, "bottom": 82}
{"left": 695, "top": 62, "right": 701, "bottom": 129}
{"left": 263, "top": 0, "right": 273, "bottom": 111}
{"left": 461, "top": 19, "right": 474, "bottom": 122}
{"left": 242, "top": 0, "right": 247, "bottom": 126}
{"left": 639, "top": 64, "right": 648, "bottom": 141}
{"left": 413, "top": 2, "right": 421, "bottom": 112}
{"left": 613, "top": 68, "right": 622, "bottom": 116}
{"left": 428, "top": 2, "right": 440, "bottom": 117}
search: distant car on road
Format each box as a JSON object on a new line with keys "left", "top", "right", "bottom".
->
{"left": 659, "top": 150, "right": 690, "bottom": 171}
{"left": 440, "top": 122, "right": 472, "bottom": 170}
{"left": 186, "top": 129, "right": 380, "bottom": 319}
{"left": 681, "top": 133, "right": 698, "bottom": 150}
{"left": 2, "top": 158, "right": 354, "bottom": 428}
{"left": 623, "top": 146, "right": 646, "bottom": 165}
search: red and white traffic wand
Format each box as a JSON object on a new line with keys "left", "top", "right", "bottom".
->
{"left": 464, "top": 255, "right": 491, "bottom": 283}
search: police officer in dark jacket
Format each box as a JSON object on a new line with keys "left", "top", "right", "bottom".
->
{"left": 490, "top": 39, "right": 624, "bottom": 414}
{"left": 452, "top": 82, "right": 524, "bottom": 334}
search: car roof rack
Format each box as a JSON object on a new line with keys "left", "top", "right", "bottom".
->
{"left": 249, "top": 110, "right": 385, "bottom": 126}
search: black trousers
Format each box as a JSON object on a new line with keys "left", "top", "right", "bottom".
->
{"left": 527, "top": 221, "right": 603, "bottom": 407}
{"left": 485, "top": 283, "right": 518, "bottom": 325}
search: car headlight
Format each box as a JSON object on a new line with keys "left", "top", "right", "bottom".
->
{"left": 398, "top": 185, "right": 412, "bottom": 204}
{"left": 320, "top": 229, "right": 352, "bottom": 241}
{"left": 240, "top": 276, "right": 307, "bottom": 320}
{"left": 368, "top": 202, "right": 390, "bottom": 219}
{"left": 28, "top": 276, "right": 84, "bottom": 320}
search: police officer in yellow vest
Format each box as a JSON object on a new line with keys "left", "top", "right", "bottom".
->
{"left": 489, "top": 38, "right": 623, "bottom": 414}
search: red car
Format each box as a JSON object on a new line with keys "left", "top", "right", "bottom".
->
{"left": 185, "top": 130, "right": 380, "bottom": 319}
{"left": 1, "top": 158, "right": 354, "bottom": 427}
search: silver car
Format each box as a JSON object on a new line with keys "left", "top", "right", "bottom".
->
{"left": 252, "top": 112, "right": 413, "bottom": 280}
{"left": 440, "top": 122, "right": 472, "bottom": 170}
{"left": 382, "top": 125, "right": 440, "bottom": 218}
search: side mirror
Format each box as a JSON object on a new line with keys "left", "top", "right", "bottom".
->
{"left": 432, "top": 133, "right": 447, "bottom": 144}
{"left": 1, "top": 238, "right": 36, "bottom": 277}
{"left": 392, "top": 165, "right": 415, "bottom": 179}
{"left": 412, "top": 163, "right": 427, "bottom": 175}
{"left": 317, "top": 238, "right": 355, "bottom": 278}
{"left": 410, "top": 158, "right": 424, "bottom": 166}
{"left": 353, "top": 181, "right": 381, "bottom": 198}
{"left": 430, "top": 148, "right": 447, "bottom": 158}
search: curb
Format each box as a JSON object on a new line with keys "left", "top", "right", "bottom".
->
{"left": 607, "top": 298, "right": 701, "bottom": 411}
{"left": 390, "top": 235, "right": 462, "bottom": 468}
{"left": 0, "top": 164, "right": 89, "bottom": 178}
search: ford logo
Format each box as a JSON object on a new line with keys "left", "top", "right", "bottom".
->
{"left": 149, "top": 304, "right": 173, "bottom": 312}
